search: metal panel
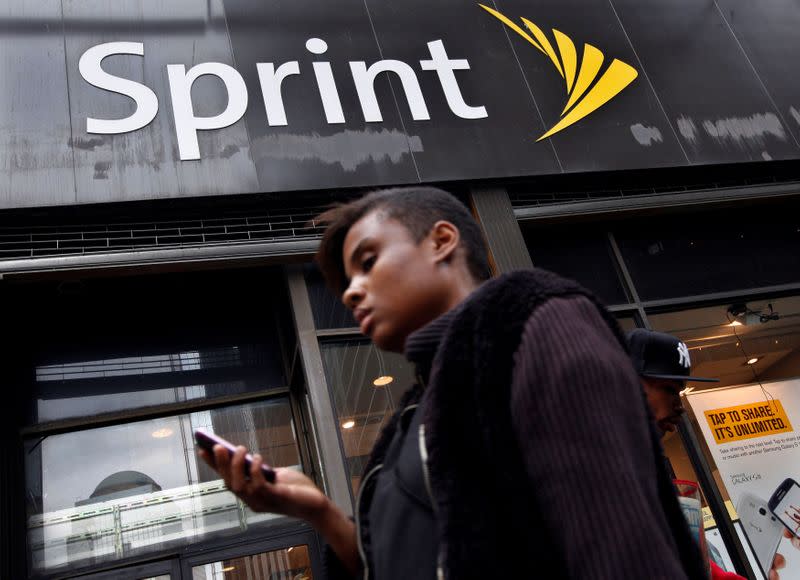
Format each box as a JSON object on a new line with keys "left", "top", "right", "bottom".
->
{"left": 514, "top": 180, "right": 800, "bottom": 222}
{"left": 62, "top": 0, "right": 260, "bottom": 204}
{"left": 490, "top": 0, "right": 690, "bottom": 172}
{"left": 0, "top": 0, "right": 76, "bottom": 208}
{"left": 714, "top": 0, "right": 800, "bottom": 147}
{"left": 0, "top": 0, "right": 799, "bottom": 210}
{"left": 222, "top": 0, "right": 421, "bottom": 192}
{"left": 287, "top": 266, "right": 354, "bottom": 516}
{"left": 0, "top": 238, "right": 318, "bottom": 277}
{"left": 609, "top": 0, "right": 798, "bottom": 163}
{"left": 469, "top": 187, "right": 533, "bottom": 273}
{"left": 363, "top": 0, "right": 561, "bottom": 181}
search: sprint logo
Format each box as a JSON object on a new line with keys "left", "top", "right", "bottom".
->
{"left": 480, "top": 4, "right": 638, "bottom": 141}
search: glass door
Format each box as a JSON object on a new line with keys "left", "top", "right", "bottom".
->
{"left": 183, "top": 532, "right": 322, "bottom": 580}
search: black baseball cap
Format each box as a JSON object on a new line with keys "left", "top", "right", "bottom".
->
{"left": 627, "top": 329, "right": 719, "bottom": 383}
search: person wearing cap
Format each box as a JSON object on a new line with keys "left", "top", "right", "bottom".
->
{"left": 627, "top": 329, "right": 718, "bottom": 436}
{"left": 627, "top": 329, "right": 749, "bottom": 580}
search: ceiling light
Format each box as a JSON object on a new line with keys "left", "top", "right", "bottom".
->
{"left": 287, "top": 547, "right": 294, "bottom": 553}
{"left": 747, "top": 357, "right": 759, "bottom": 365}
{"left": 373, "top": 375, "right": 394, "bottom": 386}
{"left": 728, "top": 320, "right": 742, "bottom": 327}
{"left": 342, "top": 420, "right": 355, "bottom": 429}
{"left": 151, "top": 428, "right": 173, "bottom": 438}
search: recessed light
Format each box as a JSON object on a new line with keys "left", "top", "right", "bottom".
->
{"left": 373, "top": 375, "right": 394, "bottom": 386}
{"left": 747, "top": 357, "right": 759, "bottom": 365}
{"left": 342, "top": 420, "right": 355, "bottom": 429}
{"left": 151, "top": 428, "right": 173, "bottom": 438}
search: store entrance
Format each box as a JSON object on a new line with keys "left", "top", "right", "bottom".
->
{"left": 3, "top": 266, "right": 324, "bottom": 580}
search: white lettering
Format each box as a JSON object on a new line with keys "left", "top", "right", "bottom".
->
{"left": 79, "top": 42, "right": 159, "bottom": 134}
{"left": 167, "top": 63, "right": 248, "bottom": 161}
{"left": 421, "top": 40, "right": 487, "bottom": 119}
{"left": 256, "top": 62, "right": 300, "bottom": 126}
{"left": 350, "top": 60, "right": 430, "bottom": 122}
{"left": 307, "top": 38, "right": 345, "bottom": 124}
{"left": 79, "top": 38, "right": 485, "bottom": 159}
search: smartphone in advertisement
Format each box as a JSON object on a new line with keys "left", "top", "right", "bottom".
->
{"left": 737, "top": 492, "right": 784, "bottom": 576}
{"left": 194, "top": 428, "right": 276, "bottom": 484}
{"left": 769, "top": 478, "right": 800, "bottom": 538}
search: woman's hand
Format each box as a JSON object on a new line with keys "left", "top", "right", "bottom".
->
{"left": 200, "top": 445, "right": 329, "bottom": 522}
{"left": 199, "top": 445, "right": 360, "bottom": 576}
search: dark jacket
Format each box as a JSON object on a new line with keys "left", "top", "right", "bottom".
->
{"left": 328, "top": 269, "right": 706, "bottom": 580}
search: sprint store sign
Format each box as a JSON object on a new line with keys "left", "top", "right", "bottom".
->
{"left": 78, "top": 5, "right": 638, "bottom": 161}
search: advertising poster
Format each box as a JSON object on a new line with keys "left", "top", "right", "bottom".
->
{"left": 686, "top": 380, "right": 800, "bottom": 579}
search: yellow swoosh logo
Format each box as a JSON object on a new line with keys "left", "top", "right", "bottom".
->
{"left": 480, "top": 4, "right": 638, "bottom": 141}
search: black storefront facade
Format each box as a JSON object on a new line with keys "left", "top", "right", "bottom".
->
{"left": 1, "top": 1, "right": 800, "bottom": 579}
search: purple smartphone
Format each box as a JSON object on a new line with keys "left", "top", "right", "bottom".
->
{"left": 194, "top": 428, "right": 277, "bottom": 483}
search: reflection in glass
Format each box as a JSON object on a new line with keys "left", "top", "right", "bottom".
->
{"left": 319, "top": 339, "right": 415, "bottom": 493}
{"left": 192, "top": 545, "right": 312, "bottom": 579}
{"left": 34, "top": 344, "right": 284, "bottom": 423}
{"left": 25, "top": 399, "right": 301, "bottom": 574}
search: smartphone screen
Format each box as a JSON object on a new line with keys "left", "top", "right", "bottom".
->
{"left": 772, "top": 479, "right": 800, "bottom": 538}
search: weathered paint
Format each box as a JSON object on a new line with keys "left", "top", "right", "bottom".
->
{"left": 0, "top": 0, "right": 798, "bottom": 209}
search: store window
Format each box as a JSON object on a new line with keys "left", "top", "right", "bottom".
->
{"left": 25, "top": 398, "right": 301, "bottom": 575}
{"left": 521, "top": 224, "right": 630, "bottom": 305}
{"left": 650, "top": 295, "right": 800, "bottom": 579}
{"left": 319, "top": 339, "right": 416, "bottom": 494}
{"left": 649, "top": 296, "right": 800, "bottom": 390}
{"left": 9, "top": 267, "right": 309, "bottom": 577}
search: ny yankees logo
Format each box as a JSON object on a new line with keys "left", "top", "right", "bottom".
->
{"left": 677, "top": 342, "right": 691, "bottom": 369}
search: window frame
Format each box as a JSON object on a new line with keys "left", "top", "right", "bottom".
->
{"left": 8, "top": 265, "right": 318, "bottom": 580}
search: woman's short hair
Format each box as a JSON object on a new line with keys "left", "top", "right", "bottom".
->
{"left": 315, "top": 186, "right": 492, "bottom": 294}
